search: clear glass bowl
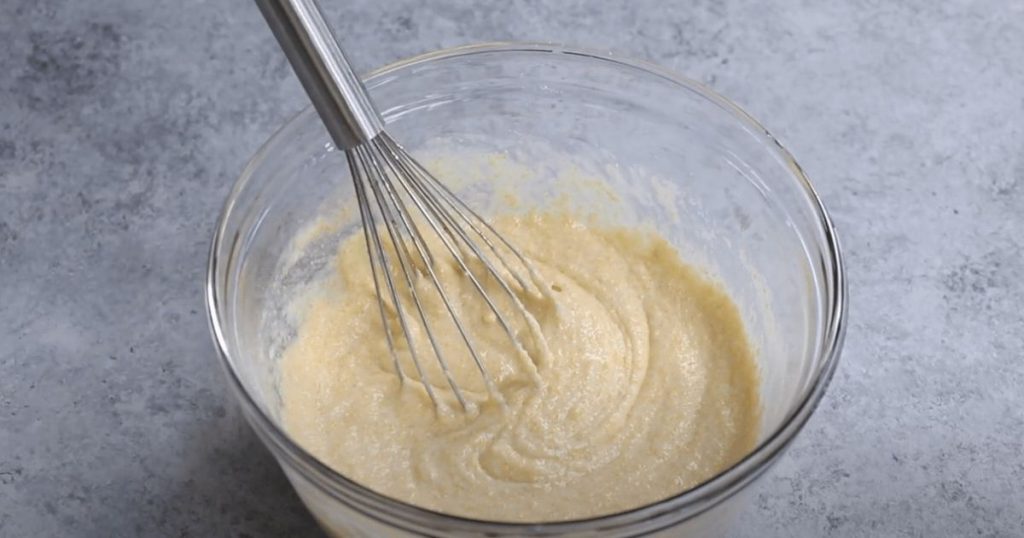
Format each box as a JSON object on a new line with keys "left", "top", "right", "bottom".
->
{"left": 206, "top": 43, "right": 846, "bottom": 537}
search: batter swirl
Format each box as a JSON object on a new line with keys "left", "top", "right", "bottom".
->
{"left": 280, "top": 212, "right": 760, "bottom": 522}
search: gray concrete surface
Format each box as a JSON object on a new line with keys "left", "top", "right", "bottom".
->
{"left": 2, "top": 0, "right": 1022, "bottom": 536}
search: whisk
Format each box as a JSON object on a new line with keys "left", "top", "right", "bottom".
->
{"left": 256, "top": 0, "right": 542, "bottom": 412}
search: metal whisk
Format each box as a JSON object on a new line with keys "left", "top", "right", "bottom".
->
{"left": 256, "top": 0, "right": 542, "bottom": 412}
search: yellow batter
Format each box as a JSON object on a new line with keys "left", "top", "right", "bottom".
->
{"left": 280, "top": 212, "right": 760, "bottom": 522}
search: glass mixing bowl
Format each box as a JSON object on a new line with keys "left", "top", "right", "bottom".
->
{"left": 206, "top": 43, "right": 846, "bottom": 537}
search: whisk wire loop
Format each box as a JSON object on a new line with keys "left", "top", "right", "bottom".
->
{"left": 348, "top": 134, "right": 545, "bottom": 412}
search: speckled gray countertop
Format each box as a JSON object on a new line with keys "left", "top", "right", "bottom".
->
{"left": 2, "top": 0, "right": 1022, "bottom": 536}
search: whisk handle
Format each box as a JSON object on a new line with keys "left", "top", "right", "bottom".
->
{"left": 255, "top": 0, "right": 384, "bottom": 149}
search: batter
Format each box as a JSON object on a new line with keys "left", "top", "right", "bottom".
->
{"left": 280, "top": 211, "right": 761, "bottom": 522}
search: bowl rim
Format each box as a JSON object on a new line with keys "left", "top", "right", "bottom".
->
{"left": 206, "top": 41, "right": 848, "bottom": 533}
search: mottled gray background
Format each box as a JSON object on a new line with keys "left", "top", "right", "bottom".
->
{"left": 1, "top": 0, "right": 1022, "bottom": 536}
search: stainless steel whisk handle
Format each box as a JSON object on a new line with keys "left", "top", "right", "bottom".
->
{"left": 255, "top": 0, "right": 384, "bottom": 149}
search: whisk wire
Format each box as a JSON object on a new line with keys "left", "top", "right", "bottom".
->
{"left": 370, "top": 150, "right": 437, "bottom": 271}
{"left": 348, "top": 134, "right": 551, "bottom": 412}
{"left": 370, "top": 167, "right": 507, "bottom": 408}
{"left": 395, "top": 163, "right": 555, "bottom": 377}
{"left": 362, "top": 144, "right": 489, "bottom": 411}
{"left": 351, "top": 153, "right": 412, "bottom": 386}
{"left": 360, "top": 146, "right": 471, "bottom": 410}
{"left": 378, "top": 138, "right": 537, "bottom": 369}
{"left": 383, "top": 135, "right": 547, "bottom": 294}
